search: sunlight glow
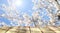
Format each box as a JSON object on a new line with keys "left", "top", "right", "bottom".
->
{"left": 14, "top": 0, "right": 23, "bottom": 7}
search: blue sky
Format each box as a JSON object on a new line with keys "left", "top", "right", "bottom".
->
{"left": 0, "top": 0, "right": 34, "bottom": 26}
